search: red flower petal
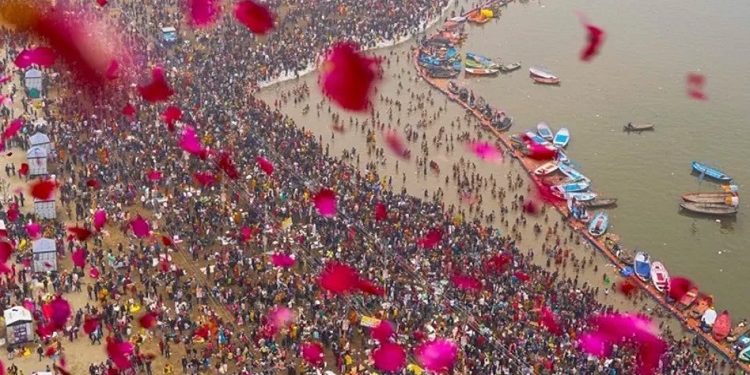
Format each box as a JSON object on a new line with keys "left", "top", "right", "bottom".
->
{"left": 146, "top": 169, "right": 162, "bottom": 181}
{"left": 356, "top": 278, "right": 385, "bottom": 297}
{"left": 320, "top": 42, "right": 380, "bottom": 111}
{"left": 179, "top": 126, "right": 203, "bottom": 155}
{"left": 374, "top": 202, "right": 387, "bottom": 221}
{"left": 468, "top": 141, "right": 503, "bottom": 162}
{"left": 83, "top": 316, "right": 100, "bottom": 334}
{"left": 188, "top": 0, "right": 221, "bottom": 27}
{"left": 667, "top": 276, "right": 695, "bottom": 301}
{"left": 417, "top": 228, "right": 442, "bottom": 249}
{"left": 318, "top": 261, "right": 359, "bottom": 294}
{"left": 256, "top": 156, "right": 274, "bottom": 175}
{"left": 686, "top": 72, "right": 708, "bottom": 100}
{"left": 161, "top": 105, "right": 182, "bottom": 130}
{"left": 106, "top": 338, "right": 134, "bottom": 369}
{"left": 526, "top": 143, "right": 558, "bottom": 160}
{"left": 86, "top": 179, "right": 101, "bottom": 189}
{"left": 451, "top": 273, "right": 483, "bottom": 292}
{"left": 383, "top": 130, "right": 410, "bottom": 159}
{"left": 217, "top": 151, "right": 240, "bottom": 179}
{"left": 514, "top": 271, "right": 530, "bottom": 282}
{"left": 540, "top": 305, "right": 562, "bottom": 335}
{"left": 161, "top": 235, "right": 174, "bottom": 246}
{"left": 71, "top": 247, "right": 87, "bottom": 268}
{"left": 25, "top": 222, "right": 42, "bottom": 239}
{"left": 89, "top": 266, "right": 100, "bottom": 279}
{"left": 0, "top": 241, "right": 13, "bottom": 263}
{"left": 130, "top": 215, "right": 150, "bottom": 238}
{"left": 19, "top": 163, "right": 29, "bottom": 177}
{"left": 372, "top": 342, "right": 406, "bottom": 372}
{"left": 618, "top": 277, "right": 638, "bottom": 297}
{"left": 522, "top": 199, "right": 539, "bottom": 215}
{"left": 313, "top": 188, "right": 337, "bottom": 217}
{"left": 371, "top": 320, "right": 394, "bottom": 342}
{"left": 105, "top": 60, "right": 119, "bottom": 80}
{"left": 14, "top": 47, "right": 56, "bottom": 68}
{"left": 122, "top": 103, "right": 136, "bottom": 117}
{"left": 234, "top": 0, "right": 275, "bottom": 35}
{"left": 301, "top": 342, "right": 325, "bottom": 367}
{"left": 193, "top": 171, "right": 217, "bottom": 186}
{"left": 138, "top": 311, "right": 159, "bottom": 329}
{"left": 415, "top": 339, "right": 458, "bottom": 372}
{"left": 137, "top": 66, "right": 173, "bottom": 103}
{"left": 42, "top": 296, "right": 71, "bottom": 330}
{"left": 579, "top": 15, "right": 605, "bottom": 62}
{"left": 3, "top": 117, "right": 24, "bottom": 139}
{"left": 483, "top": 253, "right": 512, "bottom": 273}
{"left": 30, "top": 179, "right": 57, "bottom": 200}
{"left": 270, "top": 253, "right": 295, "bottom": 268}
{"left": 93, "top": 209, "right": 107, "bottom": 231}
{"left": 5, "top": 203, "right": 19, "bottom": 222}
{"left": 67, "top": 226, "right": 91, "bottom": 241}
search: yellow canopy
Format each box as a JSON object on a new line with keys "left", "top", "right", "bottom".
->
{"left": 480, "top": 9, "right": 494, "bottom": 18}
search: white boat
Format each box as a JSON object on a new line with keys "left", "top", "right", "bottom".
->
{"left": 533, "top": 161, "right": 558, "bottom": 176}
{"left": 558, "top": 163, "right": 587, "bottom": 182}
{"left": 553, "top": 128, "right": 570, "bottom": 148}
{"left": 556, "top": 150, "right": 569, "bottom": 163}
{"left": 553, "top": 180, "right": 590, "bottom": 194}
{"left": 536, "top": 122, "right": 553, "bottom": 141}
{"left": 588, "top": 211, "right": 609, "bottom": 237}
{"left": 650, "top": 261, "right": 669, "bottom": 292}
{"left": 529, "top": 66, "right": 558, "bottom": 80}
{"left": 564, "top": 191, "right": 597, "bottom": 201}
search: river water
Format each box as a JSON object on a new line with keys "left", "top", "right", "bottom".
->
{"left": 262, "top": 0, "right": 750, "bottom": 320}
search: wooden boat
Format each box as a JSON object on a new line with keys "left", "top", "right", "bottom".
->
{"left": 682, "top": 191, "right": 737, "bottom": 204}
{"left": 529, "top": 66, "right": 557, "bottom": 79}
{"left": 536, "top": 122, "right": 554, "bottom": 140}
{"left": 583, "top": 197, "right": 618, "bottom": 208}
{"left": 713, "top": 311, "right": 732, "bottom": 341}
{"left": 465, "top": 67, "right": 500, "bottom": 76}
{"left": 633, "top": 252, "right": 651, "bottom": 282}
{"left": 623, "top": 122, "right": 655, "bottom": 132}
{"left": 678, "top": 287, "right": 699, "bottom": 309}
{"left": 691, "top": 161, "right": 733, "bottom": 183}
{"left": 650, "top": 261, "right": 669, "bottom": 292}
{"left": 465, "top": 59, "right": 487, "bottom": 69}
{"left": 688, "top": 294, "right": 713, "bottom": 319}
{"left": 532, "top": 76, "right": 561, "bottom": 85}
{"left": 533, "top": 161, "right": 558, "bottom": 176}
{"left": 428, "top": 67, "right": 460, "bottom": 79}
{"left": 679, "top": 202, "right": 738, "bottom": 216}
{"left": 558, "top": 163, "right": 587, "bottom": 182}
{"left": 465, "top": 52, "right": 499, "bottom": 69}
{"left": 728, "top": 325, "right": 750, "bottom": 343}
{"left": 500, "top": 62, "right": 521, "bottom": 72}
{"left": 553, "top": 127, "right": 570, "bottom": 148}
{"left": 588, "top": 211, "right": 608, "bottom": 237}
{"left": 564, "top": 191, "right": 597, "bottom": 201}
{"left": 552, "top": 180, "right": 590, "bottom": 194}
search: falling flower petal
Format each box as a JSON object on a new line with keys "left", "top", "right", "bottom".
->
{"left": 374, "top": 202, "right": 387, "bottom": 221}
{"left": 618, "top": 277, "right": 638, "bottom": 297}
{"left": 130, "top": 215, "right": 150, "bottom": 238}
{"left": 320, "top": 42, "right": 380, "bottom": 111}
{"left": 83, "top": 316, "right": 100, "bottom": 334}
{"left": 30, "top": 179, "right": 57, "bottom": 200}
{"left": 3, "top": 117, "right": 24, "bottom": 139}
{"left": 383, "top": 130, "right": 410, "bottom": 159}
{"left": 188, "top": 0, "right": 221, "bottom": 27}
{"left": 451, "top": 273, "right": 483, "bottom": 292}
{"left": 14, "top": 47, "right": 56, "bottom": 68}
{"left": 483, "top": 254, "right": 511, "bottom": 273}
{"left": 256, "top": 156, "right": 274, "bottom": 175}
{"left": 356, "top": 278, "right": 385, "bottom": 297}
{"left": 193, "top": 171, "right": 217, "bottom": 186}
{"left": 667, "top": 276, "right": 695, "bottom": 301}
{"left": 67, "top": 226, "right": 91, "bottom": 241}
{"left": 0, "top": 241, "right": 12, "bottom": 263}
{"left": 122, "top": 103, "right": 136, "bottom": 118}
{"left": 42, "top": 296, "right": 71, "bottom": 330}
{"left": 514, "top": 271, "right": 530, "bottom": 282}
{"left": 89, "top": 266, "right": 100, "bottom": 279}
{"left": 268, "top": 306, "right": 295, "bottom": 331}
{"left": 138, "top": 66, "right": 173, "bottom": 102}
{"left": 217, "top": 151, "right": 240, "bottom": 179}
{"left": 313, "top": 188, "right": 337, "bottom": 217}
{"left": 6, "top": 203, "right": 19, "bottom": 222}
{"left": 234, "top": 0, "right": 275, "bottom": 35}
{"left": 318, "top": 261, "right": 359, "bottom": 294}
{"left": 371, "top": 320, "right": 394, "bottom": 342}
{"left": 72, "top": 248, "right": 87, "bottom": 268}
{"left": 25, "top": 222, "right": 42, "bottom": 239}
{"left": 372, "top": 342, "right": 407, "bottom": 372}
{"left": 179, "top": 126, "right": 203, "bottom": 155}
{"left": 194, "top": 325, "right": 210, "bottom": 340}
{"left": 522, "top": 199, "right": 539, "bottom": 215}
{"left": 161, "top": 235, "right": 173, "bottom": 246}
{"left": 415, "top": 339, "right": 458, "bottom": 372}
{"left": 686, "top": 72, "right": 708, "bottom": 100}
{"left": 104, "top": 59, "right": 118, "bottom": 79}
{"left": 146, "top": 169, "right": 162, "bottom": 181}
{"left": 106, "top": 339, "right": 134, "bottom": 369}
{"left": 468, "top": 141, "right": 503, "bottom": 162}
{"left": 578, "top": 14, "right": 605, "bottom": 62}
{"left": 417, "top": 228, "right": 442, "bottom": 249}
{"left": 93, "top": 209, "right": 107, "bottom": 231}
{"left": 540, "top": 305, "right": 562, "bottom": 335}
{"left": 0, "top": 75, "right": 10, "bottom": 84}
{"left": 162, "top": 105, "right": 182, "bottom": 130}
{"left": 138, "top": 311, "right": 159, "bottom": 329}
{"left": 19, "top": 163, "right": 29, "bottom": 177}
{"left": 301, "top": 342, "right": 325, "bottom": 367}
{"left": 578, "top": 332, "right": 610, "bottom": 357}
{"left": 526, "top": 143, "right": 558, "bottom": 160}
{"left": 270, "top": 253, "right": 295, "bottom": 268}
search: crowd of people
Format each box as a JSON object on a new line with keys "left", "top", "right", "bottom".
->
{"left": 0, "top": 0, "right": 743, "bottom": 374}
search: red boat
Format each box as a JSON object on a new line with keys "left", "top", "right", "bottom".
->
{"left": 713, "top": 310, "right": 731, "bottom": 341}
{"left": 678, "top": 287, "right": 699, "bottom": 308}
{"left": 532, "top": 76, "right": 561, "bottom": 85}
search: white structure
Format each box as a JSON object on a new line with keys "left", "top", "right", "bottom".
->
{"left": 32, "top": 238, "right": 57, "bottom": 272}
{"left": 26, "top": 146, "right": 48, "bottom": 176}
{"left": 29, "top": 131, "right": 53, "bottom": 154}
{"left": 4, "top": 306, "right": 33, "bottom": 345}
{"left": 24, "top": 68, "right": 43, "bottom": 98}
{"left": 33, "top": 198, "right": 56, "bottom": 220}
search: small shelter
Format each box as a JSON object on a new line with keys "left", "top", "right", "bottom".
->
{"left": 26, "top": 146, "right": 48, "bottom": 176}
{"left": 24, "top": 68, "right": 43, "bottom": 99}
{"left": 4, "top": 306, "right": 33, "bottom": 345}
{"left": 32, "top": 238, "right": 57, "bottom": 272}
{"left": 29, "top": 131, "right": 53, "bottom": 154}
{"left": 33, "top": 197, "right": 56, "bottom": 220}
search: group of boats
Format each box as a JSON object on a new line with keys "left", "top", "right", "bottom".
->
{"left": 446, "top": 80, "right": 513, "bottom": 131}
{"left": 605, "top": 235, "right": 750, "bottom": 363}
{"left": 680, "top": 162, "right": 739, "bottom": 216}
{"left": 464, "top": 52, "right": 521, "bottom": 76}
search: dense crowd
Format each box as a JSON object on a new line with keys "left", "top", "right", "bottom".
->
{"left": 0, "top": 0, "right": 742, "bottom": 374}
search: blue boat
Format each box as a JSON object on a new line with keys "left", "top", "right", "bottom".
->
{"left": 564, "top": 191, "right": 597, "bottom": 201}
{"left": 524, "top": 131, "right": 552, "bottom": 146}
{"left": 553, "top": 180, "right": 590, "bottom": 194}
{"left": 553, "top": 127, "right": 570, "bottom": 148}
{"left": 466, "top": 52, "right": 499, "bottom": 69}
{"left": 558, "top": 163, "right": 587, "bottom": 182}
{"left": 634, "top": 252, "right": 651, "bottom": 281}
{"left": 536, "top": 122, "right": 554, "bottom": 141}
{"left": 588, "top": 211, "right": 609, "bottom": 237}
{"left": 692, "top": 161, "right": 732, "bottom": 183}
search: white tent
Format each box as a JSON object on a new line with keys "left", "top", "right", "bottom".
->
{"left": 26, "top": 146, "right": 48, "bottom": 176}
{"left": 29, "top": 132, "right": 53, "bottom": 154}
{"left": 24, "top": 69, "right": 43, "bottom": 98}
{"left": 4, "top": 306, "right": 33, "bottom": 345}
{"left": 32, "top": 238, "right": 57, "bottom": 272}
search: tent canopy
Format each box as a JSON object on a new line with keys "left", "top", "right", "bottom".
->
{"left": 24, "top": 68, "right": 42, "bottom": 79}
{"left": 4, "top": 306, "right": 32, "bottom": 326}
{"left": 29, "top": 132, "right": 51, "bottom": 146}
{"left": 32, "top": 238, "right": 56, "bottom": 254}
{"left": 26, "top": 146, "right": 48, "bottom": 159}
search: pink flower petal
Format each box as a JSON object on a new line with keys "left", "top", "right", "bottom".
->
{"left": 14, "top": 47, "right": 57, "bottom": 69}
{"left": 301, "top": 342, "right": 325, "bottom": 367}
{"left": 71, "top": 248, "right": 87, "bottom": 268}
{"left": 217, "top": 150, "right": 240, "bottom": 179}
{"left": 29, "top": 179, "right": 57, "bottom": 200}
{"left": 146, "top": 169, "right": 162, "bottom": 181}
{"left": 5, "top": 203, "right": 19, "bottom": 222}
{"left": 618, "top": 277, "right": 638, "bottom": 297}
{"left": 93, "top": 209, "right": 107, "bottom": 231}
{"left": 162, "top": 105, "right": 182, "bottom": 131}
{"left": 270, "top": 253, "right": 295, "bottom": 268}
{"left": 83, "top": 316, "right": 100, "bottom": 334}
{"left": 415, "top": 339, "right": 458, "bottom": 372}
{"left": 578, "top": 332, "right": 611, "bottom": 357}
{"left": 522, "top": 199, "right": 539, "bottom": 215}
{"left": 193, "top": 171, "right": 217, "bottom": 186}
{"left": 138, "top": 311, "right": 159, "bottom": 329}
{"left": 105, "top": 60, "right": 119, "bottom": 80}
{"left": 3, "top": 117, "right": 24, "bottom": 139}
{"left": 514, "top": 270, "right": 531, "bottom": 282}
{"left": 451, "top": 273, "right": 483, "bottom": 292}
{"left": 374, "top": 202, "right": 387, "bottom": 221}
{"left": 320, "top": 42, "right": 380, "bottom": 111}
{"left": 417, "top": 228, "right": 442, "bottom": 249}
{"left": 578, "top": 14, "right": 605, "bottom": 62}
{"left": 371, "top": 320, "right": 394, "bottom": 342}
{"left": 540, "top": 305, "right": 562, "bottom": 335}
{"left": 122, "top": 103, "right": 136, "bottom": 118}
{"left": 383, "top": 130, "right": 410, "bottom": 159}
{"left": 188, "top": 0, "right": 221, "bottom": 27}
{"left": 89, "top": 266, "right": 100, "bottom": 279}
{"left": 179, "top": 126, "right": 204, "bottom": 155}
{"left": 313, "top": 188, "right": 337, "bottom": 217}
{"left": 468, "top": 141, "right": 503, "bottom": 162}
{"left": 25, "top": 222, "right": 42, "bottom": 239}
{"left": 234, "top": 0, "right": 275, "bottom": 35}
{"left": 106, "top": 339, "right": 134, "bottom": 369}
{"left": 0, "top": 241, "right": 13, "bottom": 263}
{"left": 268, "top": 306, "right": 295, "bottom": 331}
{"left": 67, "top": 226, "right": 92, "bottom": 241}
{"left": 356, "top": 278, "right": 385, "bottom": 297}
{"left": 19, "top": 163, "right": 29, "bottom": 177}
{"left": 256, "top": 156, "right": 274, "bottom": 175}
{"left": 0, "top": 75, "right": 11, "bottom": 84}
{"left": 483, "top": 254, "right": 511, "bottom": 273}
{"left": 318, "top": 261, "right": 359, "bottom": 294}
{"left": 686, "top": 72, "right": 708, "bottom": 100}
{"left": 137, "top": 66, "right": 174, "bottom": 102}
{"left": 42, "top": 296, "right": 71, "bottom": 330}
{"left": 130, "top": 215, "right": 150, "bottom": 238}
{"left": 526, "top": 143, "right": 558, "bottom": 160}
{"left": 372, "top": 342, "right": 406, "bottom": 372}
